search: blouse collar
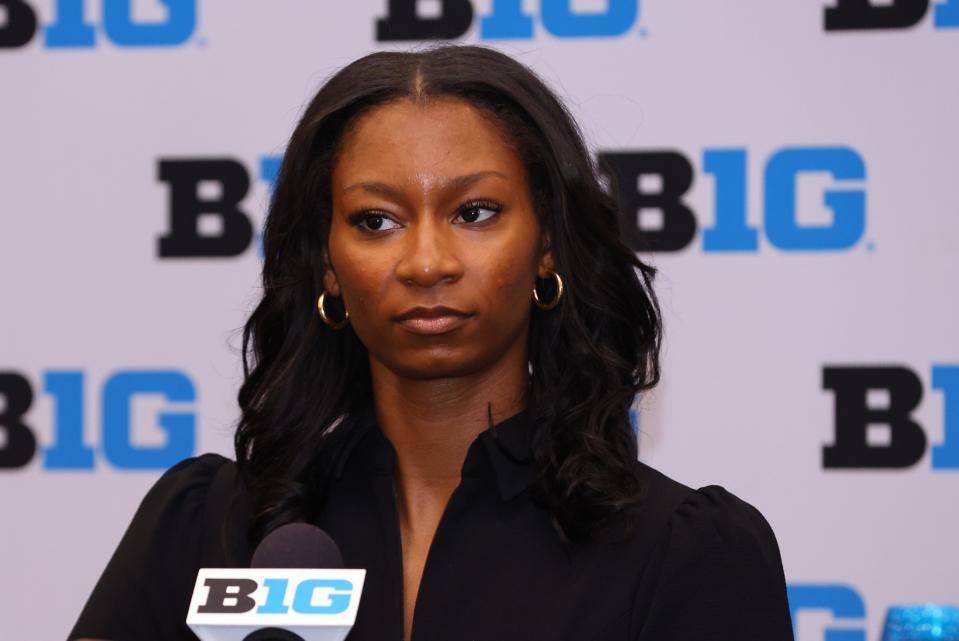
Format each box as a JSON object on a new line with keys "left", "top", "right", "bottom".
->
{"left": 332, "top": 401, "right": 538, "bottom": 502}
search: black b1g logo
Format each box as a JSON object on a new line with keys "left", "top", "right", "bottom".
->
{"left": 825, "top": 0, "right": 958, "bottom": 30}
{"left": 823, "top": 365, "right": 959, "bottom": 469}
{"left": 0, "top": 0, "right": 198, "bottom": 49}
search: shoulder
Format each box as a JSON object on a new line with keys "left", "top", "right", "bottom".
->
{"left": 141, "top": 453, "right": 251, "bottom": 563}
{"left": 630, "top": 459, "right": 780, "bottom": 549}
{"left": 145, "top": 452, "right": 235, "bottom": 503}
{"left": 116, "top": 453, "right": 245, "bottom": 560}
{"left": 88, "top": 452, "right": 253, "bottom": 577}
{"left": 626, "top": 461, "right": 794, "bottom": 640}
{"left": 69, "top": 454, "right": 249, "bottom": 640}
{"left": 131, "top": 453, "right": 239, "bottom": 534}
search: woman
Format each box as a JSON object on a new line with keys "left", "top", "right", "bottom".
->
{"left": 70, "top": 46, "right": 794, "bottom": 641}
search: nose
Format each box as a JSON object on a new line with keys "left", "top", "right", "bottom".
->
{"left": 394, "top": 215, "right": 464, "bottom": 288}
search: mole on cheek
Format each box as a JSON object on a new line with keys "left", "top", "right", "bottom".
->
{"left": 495, "top": 273, "right": 516, "bottom": 292}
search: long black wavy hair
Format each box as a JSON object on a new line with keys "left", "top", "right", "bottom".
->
{"left": 236, "top": 45, "right": 661, "bottom": 545}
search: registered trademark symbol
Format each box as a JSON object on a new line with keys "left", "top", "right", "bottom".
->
{"left": 865, "top": 241, "right": 875, "bottom": 252}
{"left": 196, "top": 36, "right": 207, "bottom": 47}
{"left": 637, "top": 26, "right": 648, "bottom": 38}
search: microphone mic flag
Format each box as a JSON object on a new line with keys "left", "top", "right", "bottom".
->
{"left": 187, "top": 523, "right": 366, "bottom": 641}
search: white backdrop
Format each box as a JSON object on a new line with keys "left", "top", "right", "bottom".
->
{"left": 2, "top": 1, "right": 957, "bottom": 639}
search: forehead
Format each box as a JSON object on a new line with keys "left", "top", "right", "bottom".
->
{"left": 332, "top": 97, "right": 526, "bottom": 189}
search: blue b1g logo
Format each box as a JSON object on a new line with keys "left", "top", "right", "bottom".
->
{"left": 789, "top": 584, "right": 867, "bottom": 641}
{"left": 0, "top": 369, "right": 196, "bottom": 470}
{"left": 377, "top": 0, "right": 644, "bottom": 41}
{"left": 598, "top": 146, "right": 868, "bottom": 253}
{"left": 0, "top": 0, "right": 198, "bottom": 49}
{"left": 790, "top": 584, "right": 959, "bottom": 641}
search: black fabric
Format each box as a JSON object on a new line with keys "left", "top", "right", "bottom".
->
{"left": 69, "top": 407, "right": 795, "bottom": 641}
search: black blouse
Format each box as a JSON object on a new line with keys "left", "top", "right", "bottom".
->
{"left": 70, "top": 407, "right": 795, "bottom": 641}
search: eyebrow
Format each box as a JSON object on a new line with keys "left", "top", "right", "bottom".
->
{"left": 342, "top": 170, "right": 509, "bottom": 198}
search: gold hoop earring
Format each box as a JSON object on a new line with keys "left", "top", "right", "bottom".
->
{"left": 532, "top": 269, "right": 564, "bottom": 311}
{"left": 317, "top": 291, "right": 350, "bottom": 330}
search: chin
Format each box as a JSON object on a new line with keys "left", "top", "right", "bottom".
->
{"left": 384, "top": 348, "right": 491, "bottom": 380}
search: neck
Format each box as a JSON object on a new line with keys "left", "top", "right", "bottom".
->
{"left": 369, "top": 350, "right": 528, "bottom": 516}
{"left": 372, "top": 359, "right": 527, "bottom": 480}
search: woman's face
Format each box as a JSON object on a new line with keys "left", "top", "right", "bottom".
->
{"left": 325, "top": 97, "right": 553, "bottom": 380}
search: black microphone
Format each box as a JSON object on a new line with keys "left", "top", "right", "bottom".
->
{"left": 187, "top": 523, "right": 366, "bottom": 641}
{"left": 252, "top": 523, "right": 344, "bottom": 570}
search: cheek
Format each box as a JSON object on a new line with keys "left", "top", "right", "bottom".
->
{"left": 339, "top": 263, "right": 386, "bottom": 315}
{"left": 482, "top": 256, "right": 536, "bottom": 318}
{"left": 328, "top": 238, "right": 391, "bottom": 318}
{"left": 468, "top": 232, "right": 540, "bottom": 318}
{"left": 495, "top": 266, "right": 527, "bottom": 299}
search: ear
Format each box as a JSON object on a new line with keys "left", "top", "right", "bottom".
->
{"left": 536, "top": 233, "right": 555, "bottom": 279}
{"left": 322, "top": 248, "right": 341, "bottom": 296}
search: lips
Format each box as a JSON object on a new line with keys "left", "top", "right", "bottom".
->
{"left": 394, "top": 306, "right": 474, "bottom": 335}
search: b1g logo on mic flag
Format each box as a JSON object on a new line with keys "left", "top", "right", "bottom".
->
{"left": 188, "top": 569, "right": 366, "bottom": 641}
{"left": 824, "top": 0, "right": 959, "bottom": 31}
{"left": 0, "top": 0, "right": 199, "bottom": 50}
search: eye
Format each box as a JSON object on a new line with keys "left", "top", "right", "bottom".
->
{"left": 348, "top": 211, "right": 402, "bottom": 233}
{"left": 454, "top": 200, "right": 502, "bottom": 225}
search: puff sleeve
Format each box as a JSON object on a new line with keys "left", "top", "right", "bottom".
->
{"left": 68, "top": 453, "right": 231, "bottom": 641}
{"left": 631, "top": 485, "right": 795, "bottom": 641}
